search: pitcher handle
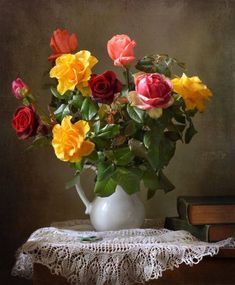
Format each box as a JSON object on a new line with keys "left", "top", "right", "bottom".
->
{"left": 75, "top": 165, "right": 97, "bottom": 215}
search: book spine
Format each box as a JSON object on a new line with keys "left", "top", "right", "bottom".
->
{"left": 177, "top": 197, "right": 190, "bottom": 223}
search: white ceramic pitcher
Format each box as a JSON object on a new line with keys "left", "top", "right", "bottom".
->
{"left": 75, "top": 166, "right": 145, "bottom": 231}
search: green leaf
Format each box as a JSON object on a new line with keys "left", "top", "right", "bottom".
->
{"left": 144, "top": 169, "right": 175, "bottom": 198}
{"left": 143, "top": 170, "right": 161, "bottom": 190}
{"left": 49, "top": 94, "right": 61, "bottom": 109}
{"left": 97, "top": 161, "right": 115, "bottom": 181}
{"left": 135, "top": 55, "right": 171, "bottom": 77}
{"left": 65, "top": 173, "right": 81, "bottom": 190}
{"left": 27, "top": 136, "right": 51, "bottom": 150}
{"left": 51, "top": 87, "right": 73, "bottom": 101}
{"left": 70, "top": 160, "right": 84, "bottom": 171}
{"left": 155, "top": 63, "right": 171, "bottom": 77}
{"left": 128, "top": 139, "right": 148, "bottom": 159}
{"left": 112, "top": 167, "right": 140, "bottom": 195}
{"left": 92, "top": 137, "right": 109, "bottom": 149}
{"left": 174, "top": 114, "right": 186, "bottom": 124}
{"left": 113, "top": 147, "right": 134, "bottom": 166}
{"left": 146, "top": 127, "right": 163, "bottom": 169}
{"left": 127, "top": 104, "right": 145, "bottom": 124}
{"left": 69, "top": 93, "right": 84, "bottom": 109}
{"left": 186, "top": 109, "right": 198, "bottom": 117}
{"left": 97, "top": 124, "right": 120, "bottom": 139}
{"left": 93, "top": 121, "right": 100, "bottom": 133}
{"left": 86, "top": 151, "right": 98, "bottom": 163}
{"left": 32, "top": 135, "right": 51, "bottom": 147}
{"left": 135, "top": 54, "right": 185, "bottom": 77}
{"left": 62, "top": 105, "right": 70, "bottom": 117}
{"left": 158, "top": 170, "right": 175, "bottom": 193}
{"left": 185, "top": 122, "right": 197, "bottom": 144}
{"left": 130, "top": 167, "right": 144, "bottom": 178}
{"left": 94, "top": 177, "right": 117, "bottom": 197}
{"left": 147, "top": 133, "right": 176, "bottom": 170}
{"left": 135, "top": 56, "right": 156, "bottom": 73}
{"left": 173, "top": 124, "right": 186, "bottom": 133}
{"left": 81, "top": 97, "right": 98, "bottom": 120}
{"left": 164, "top": 131, "right": 181, "bottom": 142}
{"left": 143, "top": 132, "right": 151, "bottom": 149}
{"left": 50, "top": 86, "right": 62, "bottom": 99}
{"left": 104, "top": 150, "right": 115, "bottom": 161}
{"left": 167, "top": 123, "right": 185, "bottom": 142}
{"left": 54, "top": 104, "right": 70, "bottom": 121}
{"left": 159, "top": 109, "right": 173, "bottom": 128}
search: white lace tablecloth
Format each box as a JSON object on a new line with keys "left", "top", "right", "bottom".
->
{"left": 12, "top": 219, "right": 235, "bottom": 285}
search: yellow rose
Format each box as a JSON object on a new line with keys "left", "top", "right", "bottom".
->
{"left": 50, "top": 50, "right": 98, "bottom": 96}
{"left": 171, "top": 73, "right": 212, "bottom": 112}
{"left": 52, "top": 116, "right": 95, "bottom": 163}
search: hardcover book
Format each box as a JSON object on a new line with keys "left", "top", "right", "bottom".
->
{"left": 177, "top": 196, "right": 235, "bottom": 225}
{"left": 165, "top": 217, "right": 235, "bottom": 242}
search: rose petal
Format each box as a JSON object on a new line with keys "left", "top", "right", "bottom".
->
{"left": 128, "top": 91, "right": 152, "bottom": 110}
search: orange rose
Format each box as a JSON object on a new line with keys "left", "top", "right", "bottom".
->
{"left": 48, "top": 29, "right": 78, "bottom": 61}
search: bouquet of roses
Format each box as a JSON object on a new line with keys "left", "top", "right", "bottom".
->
{"left": 11, "top": 29, "right": 212, "bottom": 198}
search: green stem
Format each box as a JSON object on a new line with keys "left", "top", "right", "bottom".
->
{"left": 125, "top": 66, "right": 130, "bottom": 90}
{"left": 28, "top": 94, "right": 51, "bottom": 125}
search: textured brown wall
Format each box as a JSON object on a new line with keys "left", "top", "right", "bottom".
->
{"left": 1, "top": 0, "right": 235, "bottom": 284}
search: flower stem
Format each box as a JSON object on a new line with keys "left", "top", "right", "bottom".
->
{"left": 28, "top": 94, "right": 51, "bottom": 125}
{"left": 125, "top": 66, "right": 130, "bottom": 90}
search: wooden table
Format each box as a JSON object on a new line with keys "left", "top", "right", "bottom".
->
{"left": 33, "top": 248, "right": 235, "bottom": 285}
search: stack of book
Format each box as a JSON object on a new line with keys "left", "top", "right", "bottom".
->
{"left": 165, "top": 196, "right": 235, "bottom": 242}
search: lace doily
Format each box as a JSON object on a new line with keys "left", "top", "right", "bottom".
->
{"left": 12, "top": 219, "right": 235, "bottom": 285}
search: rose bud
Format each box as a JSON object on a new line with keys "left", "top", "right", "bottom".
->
{"left": 107, "top": 34, "right": 136, "bottom": 67}
{"left": 89, "top": 70, "right": 122, "bottom": 104}
{"left": 12, "top": 78, "right": 29, "bottom": 99}
{"left": 128, "top": 73, "right": 174, "bottom": 110}
{"left": 12, "top": 105, "right": 40, "bottom": 140}
{"left": 48, "top": 29, "right": 78, "bottom": 61}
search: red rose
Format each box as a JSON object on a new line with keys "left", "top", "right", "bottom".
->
{"left": 12, "top": 106, "right": 40, "bottom": 140}
{"left": 89, "top": 70, "right": 122, "bottom": 104}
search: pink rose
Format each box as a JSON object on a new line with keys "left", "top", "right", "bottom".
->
{"left": 107, "top": 34, "right": 136, "bottom": 67}
{"left": 128, "top": 73, "right": 174, "bottom": 110}
{"left": 12, "top": 78, "right": 29, "bottom": 99}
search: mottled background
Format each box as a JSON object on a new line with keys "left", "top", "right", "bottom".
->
{"left": 0, "top": 0, "right": 235, "bottom": 284}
